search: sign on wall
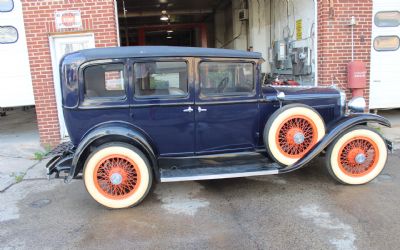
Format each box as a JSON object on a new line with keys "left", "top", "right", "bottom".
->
{"left": 296, "top": 19, "right": 302, "bottom": 40}
{"left": 54, "top": 10, "right": 82, "bottom": 30}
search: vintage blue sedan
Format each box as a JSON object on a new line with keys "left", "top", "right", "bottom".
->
{"left": 47, "top": 46, "right": 392, "bottom": 209}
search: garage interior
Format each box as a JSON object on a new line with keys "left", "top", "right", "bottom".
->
{"left": 116, "top": 0, "right": 316, "bottom": 85}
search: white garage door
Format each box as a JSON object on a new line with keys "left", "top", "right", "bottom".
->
{"left": 370, "top": 0, "right": 400, "bottom": 109}
{"left": 0, "top": 0, "right": 34, "bottom": 108}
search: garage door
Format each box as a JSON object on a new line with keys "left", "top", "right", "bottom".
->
{"left": 369, "top": 0, "right": 400, "bottom": 109}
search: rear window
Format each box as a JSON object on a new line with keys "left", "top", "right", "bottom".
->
{"left": 84, "top": 64, "right": 125, "bottom": 98}
{"left": 134, "top": 61, "right": 188, "bottom": 98}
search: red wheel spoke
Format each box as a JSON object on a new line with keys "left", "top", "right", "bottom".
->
{"left": 93, "top": 155, "right": 141, "bottom": 200}
{"left": 338, "top": 137, "right": 379, "bottom": 177}
{"left": 277, "top": 116, "right": 317, "bottom": 158}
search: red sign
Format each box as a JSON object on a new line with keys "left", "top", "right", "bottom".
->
{"left": 55, "top": 10, "right": 82, "bottom": 30}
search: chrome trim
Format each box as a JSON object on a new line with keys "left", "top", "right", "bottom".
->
{"left": 348, "top": 97, "right": 366, "bottom": 113}
{"left": 160, "top": 169, "right": 279, "bottom": 182}
{"left": 198, "top": 106, "right": 207, "bottom": 112}
{"left": 183, "top": 106, "right": 193, "bottom": 112}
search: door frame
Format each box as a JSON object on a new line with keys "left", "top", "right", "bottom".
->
{"left": 49, "top": 32, "right": 95, "bottom": 139}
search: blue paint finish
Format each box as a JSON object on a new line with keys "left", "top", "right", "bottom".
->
{"left": 59, "top": 46, "right": 348, "bottom": 176}
{"left": 195, "top": 102, "right": 259, "bottom": 153}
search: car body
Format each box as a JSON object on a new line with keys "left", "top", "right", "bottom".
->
{"left": 47, "top": 46, "right": 392, "bottom": 209}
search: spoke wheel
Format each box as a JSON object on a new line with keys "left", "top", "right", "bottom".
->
{"left": 326, "top": 126, "right": 387, "bottom": 185}
{"left": 264, "top": 104, "right": 325, "bottom": 166}
{"left": 94, "top": 155, "right": 141, "bottom": 200}
{"left": 338, "top": 137, "right": 379, "bottom": 177}
{"left": 276, "top": 115, "right": 317, "bottom": 158}
{"left": 83, "top": 143, "right": 152, "bottom": 209}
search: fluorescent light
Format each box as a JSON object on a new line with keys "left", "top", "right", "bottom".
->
{"left": 166, "top": 35, "right": 172, "bottom": 39}
{"left": 167, "top": 29, "right": 173, "bottom": 33}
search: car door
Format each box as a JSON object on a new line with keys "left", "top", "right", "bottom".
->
{"left": 194, "top": 59, "right": 260, "bottom": 154}
{"left": 130, "top": 58, "right": 195, "bottom": 156}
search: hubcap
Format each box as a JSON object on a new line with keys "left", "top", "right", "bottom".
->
{"left": 293, "top": 132, "right": 305, "bottom": 144}
{"left": 355, "top": 153, "right": 366, "bottom": 164}
{"left": 110, "top": 172, "right": 123, "bottom": 185}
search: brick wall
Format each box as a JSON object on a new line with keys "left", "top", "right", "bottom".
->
{"left": 317, "top": 0, "right": 373, "bottom": 105}
{"left": 22, "top": 0, "right": 118, "bottom": 146}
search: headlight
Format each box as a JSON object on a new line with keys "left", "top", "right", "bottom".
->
{"left": 339, "top": 90, "right": 346, "bottom": 115}
{"left": 348, "top": 97, "right": 366, "bottom": 113}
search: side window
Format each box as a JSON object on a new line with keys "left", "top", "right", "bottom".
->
{"left": 84, "top": 64, "right": 125, "bottom": 98}
{"left": 0, "top": 26, "right": 18, "bottom": 44}
{"left": 134, "top": 61, "right": 188, "bottom": 98}
{"left": 374, "top": 11, "right": 400, "bottom": 27}
{"left": 199, "top": 62, "right": 254, "bottom": 97}
{"left": 0, "top": 0, "right": 13, "bottom": 12}
{"left": 374, "top": 36, "right": 399, "bottom": 51}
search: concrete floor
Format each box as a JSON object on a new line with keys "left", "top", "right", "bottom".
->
{"left": 1, "top": 109, "right": 400, "bottom": 249}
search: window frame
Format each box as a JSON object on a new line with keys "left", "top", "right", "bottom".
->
{"left": 0, "top": 25, "right": 18, "bottom": 44}
{"left": 0, "top": 0, "right": 14, "bottom": 12}
{"left": 132, "top": 59, "right": 190, "bottom": 100}
{"left": 78, "top": 59, "right": 129, "bottom": 108}
{"left": 198, "top": 60, "right": 256, "bottom": 99}
{"left": 374, "top": 11, "right": 400, "bottom": 27}
{"left": 373, "top": 35, "right": 400, "bottom": 52}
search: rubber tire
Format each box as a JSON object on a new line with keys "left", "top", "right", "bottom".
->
{"left": 83, "top": 142, "right": 153, "bottom": 209}
{"left": 325, "top": 125, "right": 387, "bottom": 185}
{"left": 264, "top": 104, "right": 326, "bottom": 166}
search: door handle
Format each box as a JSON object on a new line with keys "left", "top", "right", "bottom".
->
{"left": 198, "top": 106, "right": 207, "bottom": 112}
{"left": 183, "top": 106, "right": 193, "bottom": 113}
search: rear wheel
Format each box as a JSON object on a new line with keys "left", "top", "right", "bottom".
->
{"left": 326, "top": 126, "right": 387, "bottom": 185}
{"left": 83, "top": 143, "right": 152, "bottom": 208}
{"left": 264, "top": 104, "right": 326, "bottom": 166}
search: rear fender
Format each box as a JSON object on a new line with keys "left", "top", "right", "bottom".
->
{"left": 279, "top": 113, "right": 391, "bottom": 174}
{"left": 67, "top": 122, "right": 158, "bottom": 182}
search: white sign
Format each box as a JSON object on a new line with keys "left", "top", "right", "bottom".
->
{"left": 54, "top": 10, "right": 82, "bottom": 30}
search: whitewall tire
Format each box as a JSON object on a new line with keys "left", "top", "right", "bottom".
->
{"left": 83, "top": 143, "right": 152, "bottom": 209}
{"left": 264, "top": 104, "right": 326, "bottom": 166}
{"left": 326, "top": 126, "right": 387, "bottom": 185}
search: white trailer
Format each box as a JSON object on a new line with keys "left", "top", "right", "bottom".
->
{"left": 0, "top": 0, "right": 34, "bottom": 111}
{"left": 370, "top": 0, "right": 400, "bottom": 109}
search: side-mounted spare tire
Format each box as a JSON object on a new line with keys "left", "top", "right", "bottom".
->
{"left": 263, "top": 104, "right": 326, "bottom": 166}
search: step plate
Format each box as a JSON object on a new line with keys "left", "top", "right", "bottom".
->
{"left": 160, "top": 164, "right": 280, "bottom": 182}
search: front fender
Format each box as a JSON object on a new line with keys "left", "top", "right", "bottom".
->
{"left": 279, "top": 113, "right": 391, "bottom": 174}
{"left": 67, "top": 122, "right": 158, "bottom": 181}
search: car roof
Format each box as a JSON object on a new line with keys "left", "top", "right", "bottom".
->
{"left": 74, "top": 46, "right": 263, "bottom": 61}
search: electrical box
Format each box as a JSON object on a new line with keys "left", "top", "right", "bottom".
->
{"left": 238, "top": 9, "right": 249, "bottom": 21}
{"left": 291, "top": 47, "right": 312, "bottom": 76}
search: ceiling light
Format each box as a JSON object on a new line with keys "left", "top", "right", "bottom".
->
{"left": 167, "top": 29, "right": 173, "bottom": 33}
{"left": 166, "top": 35, "right": 172, "bottom": 39}
{"left": 160, "top": 10, "right": 169, "bottom": 21}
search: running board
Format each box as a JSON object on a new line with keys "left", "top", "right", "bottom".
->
{"left": 160, "top": 164, "right": 280, "bottom": 182}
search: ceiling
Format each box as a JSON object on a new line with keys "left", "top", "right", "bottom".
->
{"left": 116, "top": 0, "right": 229, "bottom": 27}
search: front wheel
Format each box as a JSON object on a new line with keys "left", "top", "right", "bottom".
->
{"left": 83, "top": 143, "right": 153, "bottom": 208}
{"left": 325, "top": 126, "right": 388, "bottom": 185}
